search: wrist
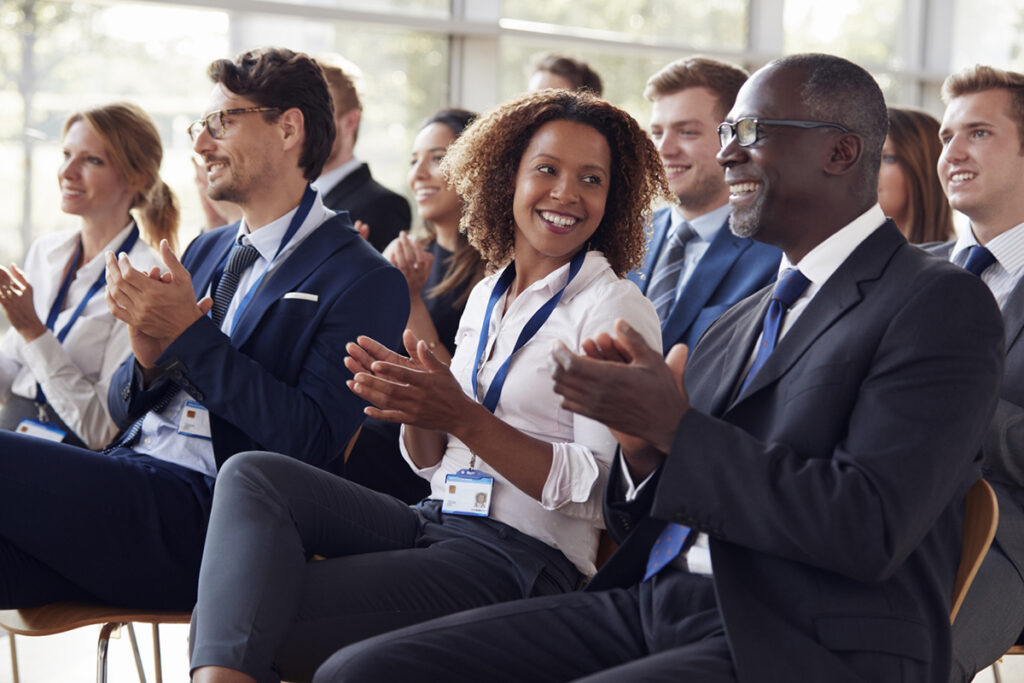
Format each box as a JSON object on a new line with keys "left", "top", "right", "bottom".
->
{"left": 18, "top": 322, "right": 47, "bottom": 343}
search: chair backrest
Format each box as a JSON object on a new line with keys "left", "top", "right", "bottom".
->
{"left": 951, "top": 479, "right": 998, "bottom": 625}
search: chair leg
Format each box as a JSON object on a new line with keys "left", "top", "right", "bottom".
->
{"left": 97, "top": 622, "right": 118, "bottom": 683}
{"left": 8, "top": 633, "right": 19, "bottom": 683}
{"left": 127, "top": 623, "right": 148, "bottom": 683}
{"left": 993, "top": 660, "right": 1004, "bottom": 683}
{"left": 152, "top": 624, "right": 163, "bottom": 683}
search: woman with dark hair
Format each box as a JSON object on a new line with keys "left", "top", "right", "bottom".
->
{"left": 189, "top": 88, "right": 671, "bottom": 683}
{"left": 344, "top": 108, "right": 485, "bottom": 502}
{"left": 879, "top": 107, "right": 955, "bottom": 243}
{"left": 0, "top": 102, "right": 174, "bottom": 448}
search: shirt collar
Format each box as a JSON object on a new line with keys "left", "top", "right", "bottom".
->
{"left": 780, "top": 204, "right": 887, "bottom": 286}
{"left": 234, "top": 190, "right": 329, "bottom": 264}
{"left": 311, "top": 157, "right": 362, "bottom": 194}
{"left": 953, "top": 221, "right": 1024, "bottom": 278}
{"left": 670, "top": 203, "right": 730, "bottom": 243}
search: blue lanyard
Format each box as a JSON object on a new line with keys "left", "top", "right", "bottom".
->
{"left": 211, "top": 184, "right": 317, "bottom": 333}
{"left": 471, "top": 248, "right": 586, "bottom": 413}
{"left": 36, "top": 223, "right": 140, "bottom": 405}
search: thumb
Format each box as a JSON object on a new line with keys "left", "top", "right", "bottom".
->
{"left": 197, "top": 296, "right": 214, "bottom": 315}
{"left": 665, "top": 343, "right": 689, "bottom": 392}
{"left": 613, "top": 319, "right": 656, "bottom": 362}
{"left": 415, "top": 339, "right": 447, "bottom": 372}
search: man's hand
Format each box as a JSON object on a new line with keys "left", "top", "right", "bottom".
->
{"left": 551, "top": 319, "right": 690, "bottom": 480}
{"left": 105, "top": 240, "right": 212, "bottom": 368}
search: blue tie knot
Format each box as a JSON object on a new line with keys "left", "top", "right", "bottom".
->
{"left": 962, "top": 245, "right": 996, "bottom": 277}
{"left": 772, "top": 268, "right": 811, "bottom": 309}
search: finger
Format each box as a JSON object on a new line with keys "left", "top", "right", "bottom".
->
{"left": 343, "top": 353, "right": 372, "bottom": 377}
{"left": 348, "top": 374, "right": 419, "bottom": 412}
{"left": 9, "top": 264, "right": 31, "bottom": 289}
{"left": 197, "top": 296, "right": 214, "bottom": 316}
{"left": 414, "top": 339, "right": 448, "bottom": 372}
{"left": 350, "top": 336, "right": 412, "bottom": 368}
{"left": 398, "top": 233, "right": 418, "bottom": 270}
{"left": 355, "top": 220, "right": 371, "bottom": 241}
{"left": 105, "top": 289, "right": 131, "bottom": 321}
{"left": 613, "top": 319, "right": 656, "bottom": 363}
{"left": 665, "top": 343, "right": 689, "bottom": 391}
{"left": 159, "top": 239, "right": 188, "bottom": 280}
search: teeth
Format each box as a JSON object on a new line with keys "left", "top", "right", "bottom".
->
{"left": 540, "top": 211, "right": 577, "bottom": 227}
{"left": 207, "top": 162, "right": 226, "bottom": 172}
{"left": 729, "top": 182, "right": 759, "bottom": 195}
{"left": 415, "top": 188, "right": 437, "bottom": 200}
{"left": 951, "top": 172, "right": 976, "bottom": 182}
{"left": 664, "top": 165, "right": 688, "bottom": 174}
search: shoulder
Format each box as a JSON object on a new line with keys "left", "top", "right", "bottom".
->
{"left": 568, "top": 252, "right": 662, "bottom": 350}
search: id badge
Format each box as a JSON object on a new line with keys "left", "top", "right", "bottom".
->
{"left": 16, "top": 419, "right": 66, "bottom": 443}
{"left": 178, "top": 401, "right": 212, "bottom": 440}
{"left": 442, "top": 468, "right": 494, "bottom": 517}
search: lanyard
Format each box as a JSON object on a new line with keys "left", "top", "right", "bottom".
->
{"left": 471, "top": 248, "right": 586, "bottom": 414}
{"left": 211, "top": 184, "right": 317, "bottom": 333}
{"left": 36, "top": 223, "right": 140, "bottom": 405}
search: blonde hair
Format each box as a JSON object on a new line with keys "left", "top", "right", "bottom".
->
{"left": 63, "top": 103, "right": 179, "bottom": 251}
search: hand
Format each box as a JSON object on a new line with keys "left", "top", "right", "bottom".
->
{"left": 346, "top": 329, "right": 475, "bottom": 431}
{"left": 354, "top": 220, "right": 371, "bottom": 241}
{"left": 105, "top": 240, "right": 213, "bottom": 367}
{"left": 551, "top": 319, "right": 690, "bottom": 479}
{"left": 0, "top": 264, "right": 46, "bottom": 342}
{"left": 384, "top": 232, "right": 434, "bottom": 299}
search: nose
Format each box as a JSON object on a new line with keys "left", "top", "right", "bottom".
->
{"left": 656, "top": 132, "right": 678, "bottom": 159}
{"left": 59, "top": 156, "right": 79, "bottom": 180}
{"left": 716, "top": 134, "right": 744, "bottom": 168}
{"left": 192, "top": 125, "right": 215, "bottom": 156}
{"left": 549, "top": 173, "right": 579, "bottom": 203}
{"left": 409, "top": 157, "right": 429, "bottom": 184}
{"left": 939, "top": 133, "right": 967, "bottom": 166}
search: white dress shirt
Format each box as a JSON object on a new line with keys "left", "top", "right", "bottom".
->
{"left": 625, "top": 203, "right": 888, "bottom": 576}
{"left": 401, "top": 251, "right": 662, "bottom": 577}
{"left": 0, "top": 223, "right": 161, "bottom": 449}
{"left": 133, "top": 192, "right": 335, "bottom": 477}
{"left": 950, "top": 221, "right": 1024, "bottom": 308}
{"left": 311, "top": 157, "right": 361, "bottom": 196}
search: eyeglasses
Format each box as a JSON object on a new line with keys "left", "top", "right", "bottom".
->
{"left": 187, "top": 106, "right": 281, "bottom": 142}
{"left": 717, "top": 118, "right": 850, "bottom": 148}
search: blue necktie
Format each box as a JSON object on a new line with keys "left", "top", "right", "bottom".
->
{"left": 739, "top": 268, "right": 811, "bottom": 394}
{"left": 647, "top": 222, "right": 697, "bottom": 322}
{"left": 962, "top": 245, "right": 996, "bottom": 277}
{"left": 644, "top": 521, "right": 691, "bottom": 580}
{"left": 211, "top": 242, "right": 261, "bottom": 328}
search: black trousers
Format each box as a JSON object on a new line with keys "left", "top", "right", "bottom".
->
{"left": 189, "top": 451, "right": 581, "bottom": 683}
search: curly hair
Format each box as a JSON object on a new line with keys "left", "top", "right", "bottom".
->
{"left": 441, "top": 89, "right": 671, "bottom": 277}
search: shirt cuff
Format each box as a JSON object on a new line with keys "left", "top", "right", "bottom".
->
{"left": 619, "top": 454, "right": 658, "bottom": 501}
{"left": 540, "top": 441, "right": 600, "bottom": 510}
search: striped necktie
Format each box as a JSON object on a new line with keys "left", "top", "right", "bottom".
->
{"left": 211, "top": 242, "right": 261, "bottom": 328}
{"left": 647, "top": 221, "right": 697, "bottom": 322}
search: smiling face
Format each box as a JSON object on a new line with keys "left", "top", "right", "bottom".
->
{"left": 649, "top": 86, "right": 730, "bottom": 218}
{"left": 877, "top": 136, "right": 910, "bottom": 229}
{"left": 939, "top": 88, "right": 1024, "bottom": 241}
{"left": 511, "top": 119, "right": 611, "bottom": 277}
{"left": 409, "top": 122, "right": 461, "bottom": 232}
{"left": 192, "top": 83, "right": 280, "bottom": 206}
{"left": 716, "top": 66, "right": 837, "bottom": 256}
{"left": 59, "top": 120, "right": 136, "bottom": 225}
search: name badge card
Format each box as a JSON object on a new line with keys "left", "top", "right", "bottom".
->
{"left": 16, "top": 419, "right": 66, "bottom": 443}
{"left": 178, "top": 401, "right": 212, "bottom": 440}
{"left": 442, "top": 468, "right": 493, "bottom": 517}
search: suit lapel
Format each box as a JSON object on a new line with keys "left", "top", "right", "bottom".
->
{"left": 190, "top": 226, "right": 237, "bottom": 298}
{"left": 707, "top": 289, "right": 771, "bottom": 415}
{"left": 323, "top": 163, "right": 370, "bottom": 207}
{"left": 731, "top": 221, "right": 902, "bottom": 405}
{"left": 628, "top": 209, "right": 671, "bottom": 293}
{"left": 1002, "top": 277, "right": 1024, "bottom": 352}
{"left": 229, "top": 215, "right": 356, "bottom": 347}
{"left": 661, "top": 221, "right": 748, "bottom": 350}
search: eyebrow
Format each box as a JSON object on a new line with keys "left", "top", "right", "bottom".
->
{"left": 413, "top": 147, "right": 448, "bottom": 155}
{"left": 939, "top": 121, "right": 994, "bottom": 137}
{"left": 528, "top": 153, "right": 609, "bottom": 174}
{"left": 651, "top": 118, "right": 706, "bottom": 128}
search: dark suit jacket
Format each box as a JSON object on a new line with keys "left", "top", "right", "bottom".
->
{"left": 629, "top": 207, "right": 780, "bottom": 352}
{"left": 592, "top": 222, "right": 1005, "bottom": 682}
{"left": 107, "top": 212, "right": 409, "bottom": 471}
{"left": 927, "top": 241, "right": 1024, "bottom": 607}
{"left": 322, "top": 163, "right": 411, "bottom": 252}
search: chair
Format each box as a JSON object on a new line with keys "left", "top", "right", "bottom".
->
{"left": 0, "top": 428, "right": 364, "bottom": 683}
{"left": 951, "top": 478, "right": 999, "bottom": 625}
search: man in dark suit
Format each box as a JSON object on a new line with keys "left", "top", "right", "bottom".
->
{"left": 314, "top": 61, "right": 411, "bottom": 252}
{"left": 314, "top": 54, "right": 1004, "bottom": 683}
{"left": 0, "top": 47, "right": 407, "bottom": 611}
{"left": 631, "top": 57, "right": 779, "bottom": 353}
{"left": 930, "top": 65, "right": 1024, "bottom": 682}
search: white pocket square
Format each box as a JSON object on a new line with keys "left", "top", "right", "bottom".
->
{"left": 283, "top": 292, "right": 318, "bottom": 302}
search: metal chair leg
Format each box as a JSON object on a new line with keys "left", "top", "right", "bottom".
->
{"left": 8, "top": 632, "right": 19, "bottom": 683}
{"left": 127, "top": 623, "right": 148, "bottom": 683}
{"left": 97, "top": 622, "right": 118, "bottom": 683}
{"left": 993, "top": 660, "right": 1004, "bottom": 683}
{"left": 152, "top": 624, "right": 163, "bottom": 683}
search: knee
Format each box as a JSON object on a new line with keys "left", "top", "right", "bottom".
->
{"left": 213, "top": 451, "right": 296, "bottom": 508}
{"left": 312, "top": 642, "right": 385, "bottom": 683}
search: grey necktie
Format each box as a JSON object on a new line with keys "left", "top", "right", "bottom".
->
{"left": 648, "top": 221, "right": 697, "bottom": 322}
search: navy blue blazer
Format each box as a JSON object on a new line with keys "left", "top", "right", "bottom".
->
{"left": 107, "top": 212, "right": 409, "bottom": 471}
{"left": 629, "top": 207, "right": 780, "bottom": 353}
{"left": 595, "top": 222, "right": 1004, "bottom": 682}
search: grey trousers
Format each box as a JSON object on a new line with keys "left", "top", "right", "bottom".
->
{"left": 189, "top": 451, "right": 581, "bottom": 683}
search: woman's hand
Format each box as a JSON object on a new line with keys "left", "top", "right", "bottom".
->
{"left": 383, "top": 232, "right": 434, "bottom": 299}
{"left": 0, "top": 265, "right": 46, "bottom": 342}
{"left": 346, "top": 329, "right": 475, "bottom": 431}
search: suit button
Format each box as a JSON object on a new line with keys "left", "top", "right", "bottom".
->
{"left": 121, "top": 386, "right": 131, "bottom": 401}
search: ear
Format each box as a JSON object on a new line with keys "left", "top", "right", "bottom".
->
{"left": 823, "top": 133, "right": 863, "bottom": 176}
{"left": 340, "top": 107, "right": 361, "bottom": 137}
{"left": 278, "top": 107, "right": 306, "bottom": 153}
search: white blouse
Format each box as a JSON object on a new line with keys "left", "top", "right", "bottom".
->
{"left": 0, "top": 223, "right": 161, "bottom": 448}
{"left": 402, "top": 250, "right": 662, "bottom": 576}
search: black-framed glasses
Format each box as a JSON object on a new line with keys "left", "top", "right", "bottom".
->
{"left": 187, "top": 106, "right": 282, "bottom": 142}
{"left": 717, "top": 118, "right": 850, "bottom": 148}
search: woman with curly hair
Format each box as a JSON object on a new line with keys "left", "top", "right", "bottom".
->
{"left": 189, "top": 89, "right": 671, "bottom": 683}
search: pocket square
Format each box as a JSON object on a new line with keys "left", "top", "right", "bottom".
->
{"left": 282, "top": 292, "right": 318, "bottom": 302}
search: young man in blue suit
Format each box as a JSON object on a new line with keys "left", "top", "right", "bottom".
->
{"left": 632, "top": 57, "right": 780, "bottom": 353}
{"left": 316, "top": 54, "right": 1004, "bottom": 683}
{"left": 0, "top": 47, "right": 407, "bottom": 611}
{"left": 930, "top": 65, "right": 1024, "bottom": 682}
